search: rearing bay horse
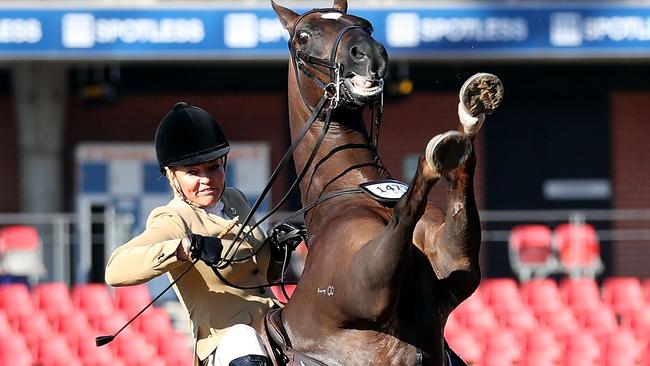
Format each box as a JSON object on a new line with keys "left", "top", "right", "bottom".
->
{"left": 267, "top": 1, "right": 503, "bottom": 365}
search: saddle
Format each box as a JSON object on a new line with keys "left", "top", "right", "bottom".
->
{"left": 263, "top": 309, "right": 327, "bottom": 366}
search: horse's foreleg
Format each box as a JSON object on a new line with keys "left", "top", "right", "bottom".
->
{"left": 457, "top": 72, "right": 503, "bottom": 139}
{"left": 344, "top": 133, "right": 471, "bottom": 319}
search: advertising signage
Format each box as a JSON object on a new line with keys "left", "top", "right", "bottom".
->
{"left": 1, "top": 4, "right": 650, "bottom": 60}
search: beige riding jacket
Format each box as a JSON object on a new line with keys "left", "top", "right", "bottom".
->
{"left": 105, "top": 188, "right": 277, "bottom": 363}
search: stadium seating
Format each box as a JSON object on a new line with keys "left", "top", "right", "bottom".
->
{"left": 554, "top": 223, "right": 604, "bottom": 278}
{"left": 0, "top": 283, "right": 34, "bottom": 319}
{"left": 113, "top": 284, "right": 152, "bottom": 318}
{"left": 33, "top": 282, "right": 75, "bottom": 320}
{"left": 0, "top": 282, "right": 190, "bottom": 366}
{"left": 508, "top": 224, "right": 557, "bottom": 282}
{"left": 2, "top": 276, "right": 650, "bottom": 366}
{"left": 72, "top": 283, "right": 115, "bottom": 320}
{"left": 0, "top": 225, "right": 45, "bottom": 282}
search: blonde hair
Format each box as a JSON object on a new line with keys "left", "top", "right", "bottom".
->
{"left": 164, "top": 167, "right": 201, "bottom": 208}
{"left": 163, "top": 160, "right": 226, "bottom": 208}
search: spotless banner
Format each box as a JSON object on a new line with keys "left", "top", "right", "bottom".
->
{"left": 1, "top": 3, "right": 650, "bottom": 60}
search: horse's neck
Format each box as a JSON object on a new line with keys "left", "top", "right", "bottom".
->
{"left": 289, "top": 105, "right": 384, "bottom": 206}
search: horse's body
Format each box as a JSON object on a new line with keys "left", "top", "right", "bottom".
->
{"left": 270, "top": 1, "right": 502, "bottom": 364}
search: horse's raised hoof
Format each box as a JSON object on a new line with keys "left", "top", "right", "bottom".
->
{"left": 460, "top": 73, "right": 504, "bottom": 117}
{"left": 425, "top": 131, "right": 472, "bottom": 175}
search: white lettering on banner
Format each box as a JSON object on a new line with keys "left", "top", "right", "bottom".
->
{"left": 95, "top": 18, "right": 204, "bottom": 44}
{"left": 62, "top": 13, "right": 204, "bottom": 48}
{"left": 386, "top": 13, "right": 420, "bottom": 47}
{"left": 223, "top": 13, "right": 287, "bottom": 48}
{"left": 585, "top": 16, "right": 650, "bottom": 42}
{"left": 550, "top": 12, "right": 583, "bottom": 46}
{"left": 0, "top": 18, "right": 41, "bottom": 43}
{"left": 386, "top": 13, "right": 528, "bottom": 47}
{"left": 225, "top": 13, "right": 258, "bottom": 48}
{"left": 551, "top": 13, "right": 650, "bottom": 46}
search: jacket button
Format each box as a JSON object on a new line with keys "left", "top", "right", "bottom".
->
{"left": 258, "top": 288, "right": 265, "bottom": 295}
{"left": 252, "top": 268, "right": 259, "bottom": 275}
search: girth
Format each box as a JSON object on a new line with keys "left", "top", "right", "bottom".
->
{"left": 263, "top": 309, "right": 327, "bottom": 366}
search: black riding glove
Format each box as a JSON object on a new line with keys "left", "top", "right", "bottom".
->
{"left": 187, "top": 233, "right": 224, "bottom": 267}
{"left": 266, "top": 223, "right": 306, "bottom": 264}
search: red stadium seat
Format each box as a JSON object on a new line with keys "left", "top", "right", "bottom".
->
{"left": 157, "top": 331, "right": 194, "bottom": 366}
{"left": 136, "top": 307, "right": 174, "bottom": 344}
{"left": 563, "top": 352, "right": 599, "bottom": 366}
{"left": 0, "top": 311, "right": 12, "bottom": 335}
{"left": 113, "top": 285, "right": 152, "bottom": 318}
{"left": 522, "top": 351, "right": 558, "bottom": 366}
{"left": 0, "top": 283, "right": 34, "bottom": 319}
{"left": 483, "top": 350, "right": 516, "bottom": 366}
{"left": 578, "top": 306, "right": 619, "bottom": 338}
{"left": 564, "top": 331, "right": 601, "bottom": 361}
{"left": 77, "top": 335, "right": 121, "bottom": 366}
{"left": 32, "top": 282, "right": 74, "bottom": 319}
{"left": 463, "top": 308, "right": 499, "bottom": 338}
{"left": 480, "top": 278, "right": 525, "bottom": 317}
{"left": 445, "top": 331, "right": 482, "bottom": 365}
{"left": 554, "top": 223, "right": 604, "bottom": 278}
{"left": 622, "top": 307, "right": 650, "bottom": 336}
{"left": 56, "top": 312, "right": 93, "bottom": 339}
{"left": 538, "top": 308, "right": 580, "bottom": 337}
{"left": 520, "top": 278, "right": 564, "bottom": 315}
{"left": 508, "top": 224, "right": 558, "bottom": 281}
{"left": 96, "top": 312, "right": 134, "bottom": 338}
{"left": 559, "top": 277, "right": 601, "bottom": 313}
{"left": 14, "top": 312, "right": 54, "bottom": 353}
{"left": 114, "top": 333, "right": 160, "bottom": 366}
{"left": 0, "top": 333, "right": 31, "bottom": 357}
{"left": 501, "top": 307, "right": 538, "bottom": 333}
{"left": 37, "top": 335, "right": 81, "bottom": 366}
{"left": 0, "top": 225, "right": 45, "bottom": 281}
{"left": 484, "top": 328, "right": 523, "bottom": 363}
{"left": 524, "top": 328, "right": 561, "bottom": 362}
{"left": 71, "top": 283, "right": 114, "bottom": 319}
{"left": 602, "top": 277, "right": 645, "bottom": 316}
{"left": 603, "top": 330, "right": 642, "bottom": 366}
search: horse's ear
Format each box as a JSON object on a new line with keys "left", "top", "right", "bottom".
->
{"left": 332, "top": 0, "right": 348, "bottom": 14}
{"left": 272, "top": 0, "right": 299, "bottom": 30}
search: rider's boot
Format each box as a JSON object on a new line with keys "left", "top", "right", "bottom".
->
{"left": 229, "top": 355, "right": 273, "bottom": 366}
{"left": 457, "top": 72, "right": 504, "bottom": 137}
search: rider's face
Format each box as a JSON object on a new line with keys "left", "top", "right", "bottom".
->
{"left": 172, "top": 158, "right": 226, "bottom": 208}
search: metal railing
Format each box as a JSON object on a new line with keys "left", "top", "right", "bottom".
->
{"left": 0, "top": 208, "right": 648, "bottom": 286}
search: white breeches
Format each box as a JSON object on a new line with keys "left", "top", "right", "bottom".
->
{"left": 207, "top": 324, "right": 268, "bottom": 366}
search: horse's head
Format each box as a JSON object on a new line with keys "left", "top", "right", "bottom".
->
{"left": 273, "top": 0, "right": 388, "bottom": 109}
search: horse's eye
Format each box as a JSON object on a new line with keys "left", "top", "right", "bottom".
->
{"left": 297, "top": 31, "right": 310, "bottom": 45}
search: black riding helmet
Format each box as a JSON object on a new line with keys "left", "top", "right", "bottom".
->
{"left": 155, "top": 102, "right": 230, "bottom": 172}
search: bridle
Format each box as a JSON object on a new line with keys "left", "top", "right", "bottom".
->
{"left": 214, "top": 8, "right": 387, "bottom": 291}
{"left": 290, "top": 8, "right": 363, "bottom": 111}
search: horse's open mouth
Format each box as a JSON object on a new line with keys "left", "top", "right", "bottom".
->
{"left": 343, "top": 74, "right": 383, "bottom": 102}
